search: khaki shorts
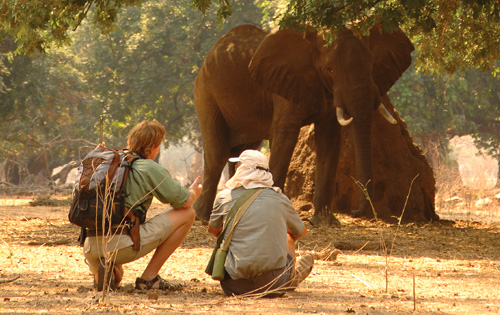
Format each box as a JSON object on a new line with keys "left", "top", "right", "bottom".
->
{"left": 83, "top": 210, "right": 174, "bottom": 274}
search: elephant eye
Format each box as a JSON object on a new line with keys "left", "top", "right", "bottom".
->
{"left": 326, "top": 66, "right": 334, "bottom": 74}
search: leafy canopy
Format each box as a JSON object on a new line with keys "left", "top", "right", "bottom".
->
{"left": 0, "top": 0, "right": 140, "bottom": 54}
{"left": 2, "top": 1, "right": 500, "bottom": 73}
{"left": 278, "top": 0, "right": 500, "bottom": 74}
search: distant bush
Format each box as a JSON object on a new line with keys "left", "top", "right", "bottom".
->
{"left": 29, "top": 195, "right": 71, "bottom": 207}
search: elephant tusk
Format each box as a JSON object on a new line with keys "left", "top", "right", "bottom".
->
{"left": 377, "top": 104, "right": 397, "bottom": 124}
{"left": 336, "top": 107, "right": 353, "bottom": 126}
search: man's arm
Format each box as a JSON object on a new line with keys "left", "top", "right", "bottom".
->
{"left": 288, "top": 227, "right": 307, "bottom": 241}
{"left": 206, "top": 189, "right": 232, "bottom": 237}
{"left": 180, "top": 176, "right": 202, "bottom": 209}
{"left": 208, "top": 224, "right": 223, "bottom": 237}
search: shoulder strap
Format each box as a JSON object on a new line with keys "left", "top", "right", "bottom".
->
{"left": 216, "top": 188, "right": 264, "bottom": 249}
{"left": 105, "top": 150, "right": 121, "bottom": 183}
{"left": 117, "top": 152, "right": 140, "bottom": 195}
{"left": 222, "top": 189, "right": 257, "bottom": 228}
{"left": 220, "top": 188, "right": 263, "bottom": 251}
{"left": 215, "top": 189, "right": 257, "bottom": 245}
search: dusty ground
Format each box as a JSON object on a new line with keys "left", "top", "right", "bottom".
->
{"left": 1, "top": 196, "right": 500, "bottom": 315}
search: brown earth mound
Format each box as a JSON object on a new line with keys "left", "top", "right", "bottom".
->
{"left": 286, "top": 96, "right": 437, "bottom": 223}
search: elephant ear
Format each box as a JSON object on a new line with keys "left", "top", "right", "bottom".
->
{"left": 368, "top": 24, "right": 415, "bottom": 96}
{"left": 249, "top": 28, "right": 326, "bottom": 107}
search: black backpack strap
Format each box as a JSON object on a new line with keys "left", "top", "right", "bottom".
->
{"left": 120, "top": 151, "right": 142, "bottom": 251}
{"left": 117, "top": 156, "right": 133, "bottom": 195}
{"left": 78, "top": 227, "right": 87, "bottom": 247}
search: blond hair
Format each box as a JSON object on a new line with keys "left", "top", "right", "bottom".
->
{"left": 127, "top": 120, "right": 166, "bottom": 158}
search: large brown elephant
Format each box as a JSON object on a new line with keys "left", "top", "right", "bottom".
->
{"left": 193, "top": 24, "right": 414, "bottom": 225}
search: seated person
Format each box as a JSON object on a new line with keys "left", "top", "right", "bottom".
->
{"left": 208, "top": 149, "right": 313, "bottom": 296}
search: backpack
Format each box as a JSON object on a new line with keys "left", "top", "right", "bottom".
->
{"left": 68, "top": 148, "right": 142, "bottom": 250}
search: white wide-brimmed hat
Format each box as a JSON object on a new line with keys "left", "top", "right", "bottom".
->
{"left": 228, "top": 149, "right": 269, "bottom": 171}
{"left": 225, "top": 150, "right": 275, "bottom": 190}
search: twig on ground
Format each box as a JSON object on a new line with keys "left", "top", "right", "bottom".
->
{"left": 385, "top": 174, "right": 419, "bottom": 293}
{"left": 148, "top": 305, "right": 182, "bottom": 311}
{"left": 352, "top": 241, "right": 371, "bottom": 254}
{"left": 413, "top": 270, "right": 416, "bottom": 312}
{"left": 0, "top": 275, "right": 20, "bottom": 284}
{"left": 350, "top": 274, "right": 372, "bottom": 288}
{"left": 189, "top": 297, "right": 231, "bottom": 307}
{"left": 28, "top": 239, "right": 71, "bottom": 246}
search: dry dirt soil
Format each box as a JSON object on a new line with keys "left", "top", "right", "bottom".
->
{"left": 1, "top": 197, "right": 500, "bottom": 315}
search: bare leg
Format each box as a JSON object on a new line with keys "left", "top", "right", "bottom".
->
{"left": 287, "top": 234, "right": 314, "bottom": 289}
{"left": 287, "top": 234, "right": 296, "bottom": 276}
{"left": 114, "top": 265, "right": 123, "bottom": 287}
{"left": 139, "top": 207, "right": 196, "bottom": 286}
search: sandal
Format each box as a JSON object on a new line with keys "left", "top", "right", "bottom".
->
{"left": 135, "top": 274, "right": 183, "bottom": 291}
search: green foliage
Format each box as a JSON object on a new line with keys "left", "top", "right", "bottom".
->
{"left": 0, "top": 36, "right": 91, "bottom": 171}
{"left": 29, "top": 195, "right": 72, "bottom": 206}
{"left": 65, "top": 0, "right": 269, "bottom": 148}
{"left": 0, "top": 0, "right": 273, "bottom": 183}
{"left": 278, "top": 0, "right": 500, "bottom": 74}
{"left": 2, "top": 0, "right": 500, "bottom": 74}
{"left": 390, "top": 63, "right": 500, "bottom": 159}
{"left": 0, "top": 0, "right": 141, "bottom": 54}
{"left": 192, "top": 0, "right": 233, "bottom": 19}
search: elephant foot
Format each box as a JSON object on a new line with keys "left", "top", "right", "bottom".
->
{"left": 195, "top": 216, "right": 209, "bottom": 226}
{"left": 351, "top": 204, "right": 375, "bottom": 219}
{"left": 350, "top": 209, "right": 365, "bottom": 218}
{"left": 309, "top": 213, "right": 341, "bottom": 227}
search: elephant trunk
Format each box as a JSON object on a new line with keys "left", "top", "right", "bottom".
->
{"left": 350, "top": 117, "right": 374, "bottom": 218}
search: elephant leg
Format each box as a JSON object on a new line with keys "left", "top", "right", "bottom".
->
{"left": 194, "top": 148, "right": 229, "bottom": 223}
{"left": 193, "top": 93, "right": 231, "bottom": 223}
{"left": 310, "top": 116, "right": 341, "bottom": 227}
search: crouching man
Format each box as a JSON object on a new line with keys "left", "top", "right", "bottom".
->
{"left": 83, "top": 120, "right": 202, "bottom": 291}
{"left": 208, "top": 149, "right": 313, "bottom": 297}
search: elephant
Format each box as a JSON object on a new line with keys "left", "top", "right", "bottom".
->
{"left": 193, "top": 23, "right": 414, "bottom": 225}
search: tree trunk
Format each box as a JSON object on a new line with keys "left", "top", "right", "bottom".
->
{"left": 286, "top": 98, "right": 438, "bottom": 223}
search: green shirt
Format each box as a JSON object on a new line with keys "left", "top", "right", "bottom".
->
{"left": 123, "top": 157, "right": 190, "bottom": 214}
